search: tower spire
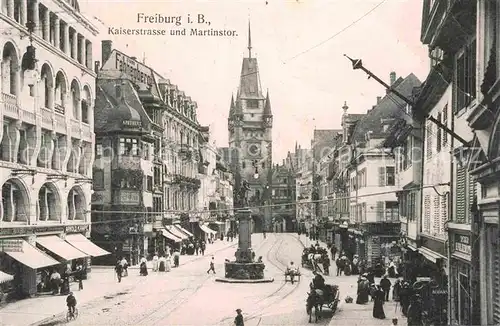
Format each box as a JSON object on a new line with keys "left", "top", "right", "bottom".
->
{"left": 248, "top": 20, "right": 252, "bottom": 58}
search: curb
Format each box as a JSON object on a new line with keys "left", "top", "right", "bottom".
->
{"left": 215, "top": 277, "right": 274, "bottom": 284}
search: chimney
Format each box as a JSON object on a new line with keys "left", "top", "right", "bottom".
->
{"left": 94, "top": 61, "right": 100, "bottom": 74}
{"left": 101, "top": 40, "right": 113, "bottom": 64}
{"left": 390, "top": 72, "right": 396, "bottom": 85}
{"left": 377, "top": 96, "right": 381, "bottom": 104}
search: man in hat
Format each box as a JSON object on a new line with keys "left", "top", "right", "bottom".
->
{"left": 234, "top": 308, "right": 244, "bottom": 326}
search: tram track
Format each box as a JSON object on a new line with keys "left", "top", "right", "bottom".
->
{"left": 220, "top": 234, "right": 304, "bottom": 325}
{"left": 131, "top": 235, "right": 273, "bottom": 325}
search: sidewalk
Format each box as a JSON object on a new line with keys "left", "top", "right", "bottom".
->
{"left": 0, "top": 239, "right": 237, "bottom": 326}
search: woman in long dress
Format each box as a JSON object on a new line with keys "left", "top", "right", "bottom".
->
{"left": 165, "top": 254, "right": 171, "bottom": 272}
{"left": 372, "top": 286, "right": 386, "bottom": 319}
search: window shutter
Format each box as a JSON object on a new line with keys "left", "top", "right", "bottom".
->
{"left": 469, "top": 173, "right": 477, "bottom": 208}
{"left": 456, "top": 167, "right": 467, "bottom": 222}
{"left": 433, "top": 195, "right": 440, "bottom": 235}
{"left": 378, "top": 167, "right": 386, "bottom": 186}
{"left": 424, "top": 194, "right": 431, "bottom": 233}
{"left": 376, "top": 201, "right": 384, "bottom": 221}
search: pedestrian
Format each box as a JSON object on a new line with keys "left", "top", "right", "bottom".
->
{"left": 152, "top": 253, "right": 159, "bottom": 272}
{"left": 226, "top": 231, "right": 231, "bottom": 242}
{"left": 390, "top": 318, "right": 398, "bottom": 325}
{"left": 372, "top": 286, "right": 386, "bottom": 319}
{"left": 234, "top": 308, "right": 244, "bottom": 326}
{"left": 120, "top": 257, "right": 128, "bottom": 277}
{"left": 380, "top": 275, "right": 392, "bottom": 301}
{"left": 195, "top": 241, "right": 199, "bottom": 255}
{"left": 115, "top": 260, "right": 123, "bottom": 283}
{"left": 330, "top": 245, "right": 337, "bottom": 260}
{"left": 200, "top": 241, "right": 206, "bottom": 255}
{"left": 207, "top": 256, "right": 216, "bottom": 274}
{"left": 75, "top": 262, "right": 84, "bottom": 290}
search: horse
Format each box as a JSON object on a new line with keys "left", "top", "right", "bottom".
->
{"left": 306, "top": 289, "right": 323, "bottom": 323}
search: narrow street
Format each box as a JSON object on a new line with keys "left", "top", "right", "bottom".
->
{"left": 27, "top": 233, "right": 403, "bottom": 326}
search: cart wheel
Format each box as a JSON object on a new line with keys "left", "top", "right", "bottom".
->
{"left": 331, "top": 301, "right": 338, "bottom": 314}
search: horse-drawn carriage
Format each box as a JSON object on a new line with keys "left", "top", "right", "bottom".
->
{"left": 284, "top": 268, "right": 301, "bottom": 284}
{"left": 301, "top": 249, "right": 314, "bottom": 269}
{"left": 301, "top": 247, "right": 329, "bottom": 271}
{"left": 306, "top": 284, "right": 340, "bottom": 323}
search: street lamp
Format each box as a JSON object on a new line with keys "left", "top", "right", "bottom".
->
{"left": 253, "top": 167, "right": 259, "bottom": 179}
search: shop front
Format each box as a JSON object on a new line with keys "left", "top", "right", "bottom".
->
{"left": 449, "top": 231, "right": 474, "bottom": 326}
{"left": 0, "top": 224, "right": 108, "bottom": 299}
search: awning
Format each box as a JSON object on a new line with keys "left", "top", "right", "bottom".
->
{"left": 418, "top": 247, "right": 446, "bottom": 264}
{"left": 0, "top": 271, "right": 14, "bottom": 284}
{"left": 4, "top": 240, "right": 60, "bottom": 269}
{"left": 210, "top": 221, "right": 225, "bottom": 225}
{"left": 161, "top": 229, "right": 182, "bottom": 242}
{"left": 200, "top": 224, "right": 217, "bottom": 235}
{"left": 173, "top": 224, "right": 194, "bottom": 237}
{"left": 36, "top": 236, "right": 88, "bottom": 261}
{"left": 165, "top": 225, "right": 188, "bottom": 240}
{"left": 65, "top": 234, "right": 110, "bottom": 257}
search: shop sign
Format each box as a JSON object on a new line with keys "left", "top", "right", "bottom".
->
{"left": 0, "top": 239, "right": 23, "bottom": 252}
{"left": 122, "top": 120, "right": 142, "bottom": 128}
{"left": 431, "top": 288, "right": 448, "bottom": 295}
{"left": 0, "top": 225, "right": 65, "bottom": 236}
{"left": 454, "top": 234, "right": 471, "bottom": 255}
{"left": 120, "top": 191, "right": 140, "bottom": 205}
{"left": 65, "top": 225, "right": 89, "bottom": 234}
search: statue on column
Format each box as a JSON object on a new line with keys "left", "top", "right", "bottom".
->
{"left": 236, "top": 180, "right": 251, "bottom": 207}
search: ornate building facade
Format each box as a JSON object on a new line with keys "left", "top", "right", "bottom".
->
{"left": 227, "top": 25, "right": 273, "bottom": 232}
{"left": 92, "top": 40, "right": 199, "bottom": 265}
{"left": 0, "top": 0, "right": 105, "bottom": 297}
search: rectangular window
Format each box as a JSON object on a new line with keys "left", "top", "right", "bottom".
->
{"left": 146, "top": 176, "right": 153, "bottom": 191}
{"left": 456, "top": 166, "right": 467, "bottom": 223}
{"left": 93, "top": 169, "right": 104, "bottom": 190}
{"left": 95, "top": 144, "right": 103, "bottom": 157}
{"left": 386, "top": 167, "right": 395, "bottom": 186}
{"left": 247, "top": 99, "right": 259, "bottom": 108}
{"left": 385, "top": 201, "right": 399, "bottom": 221}
{"left": 119, "top": 138, "right": 138, "bottom": 156}
{"left": 455, "top": 39, "right": 477, "bottom": 113}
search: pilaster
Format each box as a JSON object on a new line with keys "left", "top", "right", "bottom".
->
{"left": 74, "top": 139, "right": 82, "bottom": 173}
{"left": 32, "top": 0, "right": 39, "bottom": 35}
{"left": 63, "top": 23, "right": 70, "bottom": 55}
{"left": 71, "top": 30, "right": 77, "bottom": 60}
{"left": 26, "top": 125, "right": 38, "bottom": 166}
{"left": 79, "top": 35, "right": 86, "bottom": 66}
{"left": 61, "top": 135, "right": 71, "bottom": 172}
{"left": 20, "top": 0, "right": 27, "bottom": 27}
{"left": 8, "top": 120, "right": 21, "bottom": 163}
{"left": 48, "top": 131, "right": 56, "bottom": 170}
{"left": 6, "top": 0, "right": 13, "bottom": 18}
{"left": 53, "top": 16, "right": 60, "bottom": 49}
{"left": 42, "top": 9, "right": 49, "bottom": 41}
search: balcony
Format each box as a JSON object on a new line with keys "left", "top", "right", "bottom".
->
{"left": 179, "top": 144, "right": 192, "bottom": 155}
{"left": 3, "top": 93, "right": 18, "bottom": 118}
{"left": 421, "top": 0, "right": 476, "bottom": 52}
{"left": 172, "top": 174, "right": 201, "bottom": 189}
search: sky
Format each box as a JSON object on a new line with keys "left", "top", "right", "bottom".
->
{"left": 81, "top": 0, "right": 429, "bottom": 163}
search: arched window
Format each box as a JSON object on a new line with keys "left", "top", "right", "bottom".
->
{"left": 2, "top": 42, "right": 19, "bottom": 96}
{"left": 54, "top": 71, "right": 67, "bottom": 114}
{"left": 40, "top": 64, "right": 54, "bottom": 109}
{"left": 1, "top": 178, "right": 28, "bottom": 222}
{"left": 82, "top": 85, "right": 91, "bottom": 124}
{"left": 70, "top": 79, "right": 80, "bottom": 120}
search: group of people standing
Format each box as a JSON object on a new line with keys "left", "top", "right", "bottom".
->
{"left": 355, "top": 272, "right": 424, "bottom": 324}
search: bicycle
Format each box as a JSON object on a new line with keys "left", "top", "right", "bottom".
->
{"left": 66, "top": 307, "right": 79, "bottom": 321}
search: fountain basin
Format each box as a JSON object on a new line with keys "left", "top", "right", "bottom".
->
{"left": 215, "top": 262, "right": 274, "bottom": 283}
